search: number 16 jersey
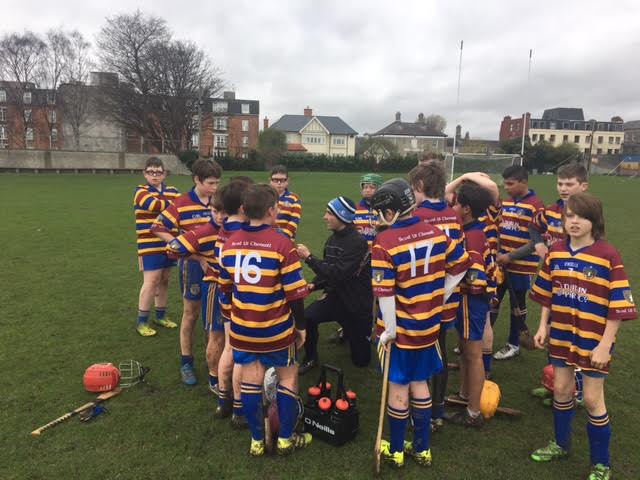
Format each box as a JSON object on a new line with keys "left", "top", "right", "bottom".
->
{"left": 218, "top": 224, "right": 309, "bottom": 353}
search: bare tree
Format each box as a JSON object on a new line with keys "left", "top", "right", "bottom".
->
{"left": 96, "top": 10, "right": 223, "bottom": 154}
{"left": 424, "top": 114, "right": 447, "bottom": 133}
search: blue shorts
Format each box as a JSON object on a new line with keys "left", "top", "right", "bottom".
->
{"left": 233, "top": 344, "right": 298, "bottom": 368}
{"left": 388, "top": 343, "right": 443, "bottom": 385}
{"left": 179, "top": 259, "right": 204, "bottom": 300}
{"left": 456, "top": 294, "right": 489, "bottom": 341}
{"left": 202, "top": 282, "right": 224, "bottom": 332}
{"left": 506, "top": 272, "right": 531, "bottom": 291}
{"left": 138, "top": 253, "right": 176, "bottom": 272}
{"left": 549, "top": 357, "right": 607, "bottom": 378}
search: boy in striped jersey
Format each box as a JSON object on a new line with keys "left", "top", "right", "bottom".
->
{"left": 269, "top": 165, "right": 302, "bottom": 239}
{"left": 529, "top": 193, "right": 636, "bottom": 480}
{"left": 449, "top": 182, "right": 496, "bottom": 428}
{"left": 353, "top": 173, "right": 383, "bottom": 247}
{"left": 409, "top": 161, "right": 465, "bottom": 430}
{"left": 218, "top": 184, "right": 311, "bottom": 457}
{"left": 371, "top": 178, "right": 470, "bottom": 468}
{"left": 152, "top": 159, "right": 222, "bottom": 385}
{"left": 492, "top": 165, "right": 544, "bottom": 360}
{"left": 133, "top": 157, "right": 180, "bottom": 337}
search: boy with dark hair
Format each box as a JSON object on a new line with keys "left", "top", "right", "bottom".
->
{"left": 409, "top": 161, "right": 465, "bottom": 430}
{"left": 492, "top": 165, "right": 544, "bottom": 360}
{"left": 133, "top": 157, "right": 180, "bottom": 336}
{"left": 449, "top": 182, "right": 496, "bottom": 428}
{"left": 218, "top": 183, "right": 312, "bottom": 457}
{"left": 296, "top": 196, "right": 372, "bottom": 373}
{"left": 152, "top": 159, "right": 222, "bottom": 385}
{"left": 529, "top": 192, "right": 636, "bottom": 480}
{"left": 371, "top": 178, "right": 469, "bottom": 468}
{"left": 269, "top": 165, "right": 302, "bottom": 239}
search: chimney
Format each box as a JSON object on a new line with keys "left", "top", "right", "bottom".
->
{"left": 304, "top": 106, "right": 313, "bottom": 117}
{"left": 395, "top": 111, "right": 401, "bottom": 122}
{"left": 417, "top": 113, "right": 425, "bottom": 123}
{"left": 263, "top": 117, "right": 269, "bottom": 130}
{"left": 223, "top": 91, "right": 236, "bottom": 100}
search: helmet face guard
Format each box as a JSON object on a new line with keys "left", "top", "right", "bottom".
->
{"left": 371, "top": 178, "right": 416, "bottom": 226}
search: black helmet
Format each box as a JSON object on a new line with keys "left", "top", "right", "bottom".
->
{"left": 371, "top": 178, "right": 416, "bottom": 224}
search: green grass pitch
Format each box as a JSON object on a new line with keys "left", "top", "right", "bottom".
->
{"left": 1, "top": 172, "right": 638, "bottom": 479}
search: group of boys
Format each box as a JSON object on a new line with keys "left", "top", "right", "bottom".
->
{"left": 132, "top": 156, "right": 635, "bottom": 478}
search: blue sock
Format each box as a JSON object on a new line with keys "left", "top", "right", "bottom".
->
{"left": 574, "top": 371, "right": 584, "bottom": 402}
{"left": 241, "top": 382, "right": 263, "bottom": 441}
{"left": 411, "top": 397, "right": 432, "bottom": 453}
{"left": 137, "top": 310, "right": 150, "bottom": 327}
{"left": 431, "top": 402, "right": 444, "bottom": 420}
{"left": 233, "top": 398, "right": 243, "bottom": 417}
{"left": 277, "top": 384, "right": 301, "bottom": 439}
{"left": 155, "top": 307, "right": 166, "bottom": 321}
{"left": 180, "top": 355, "right": 194, "bottom": 367}
{"left": 483, "top": 351, "right": 492, "bottom": 373}
{"left": 587, "top": 412, "right": 611, "bottom": 467}
{"left": 552, "top": 398, "right": 575, "bottom": 450}
{"left": 218, "top": 387, "right": 228, "bottom": 408}
{"left": 508, "top": 312, "right": 520, "bottom": 346}
{"left": 387, "top": 405, "right": 410, "bottom": 453}
{"left": 209, "top": 374, "right": 218, "bottom": 390}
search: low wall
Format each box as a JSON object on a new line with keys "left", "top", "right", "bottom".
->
{"left": 0, "top": 149, "right": 191, "bottom": 174}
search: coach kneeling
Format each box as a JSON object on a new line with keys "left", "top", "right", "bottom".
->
{"left": 296, "top": 197, "right": 373, "bottom": 374}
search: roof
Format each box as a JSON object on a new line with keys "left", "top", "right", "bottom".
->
{"left": 541, "top": 108, "right": 585, "bottom": 121}
{"left": 374, "top": 120, "right": 447, "bottom": 137}
{"left": 286, "top": 143, "right": 307, "bottom": 152}
{"left": 623, "top": 120, "right": 640, "bottom": 130}
{"left": 270, "top": 115, "right": 358, "bottom": 135}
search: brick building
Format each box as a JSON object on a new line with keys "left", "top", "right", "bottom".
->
{"left": 499, "top": 113, "right": 531, "bottom": 142}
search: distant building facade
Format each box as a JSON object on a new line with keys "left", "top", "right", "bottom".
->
{"left": 270, "top": 107, "right": 357, "bottom": 156}
{"left": 622, "top": 120, "right": 640, "bottom": 155}
{"left": 372, "top": 112, "right": 447, "bottom": 156}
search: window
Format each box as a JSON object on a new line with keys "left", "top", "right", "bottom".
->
{"left": 539, "top": 121, "right": 546, "bottom": 128}
{"left": 574, "top": 122, "right": 581, "bottom": 129}
{"left": 48, "top": 110, "right": 57, "bottom": 124}
{"left": 0, "top": 107, "right": 5, "bottom": 122}
{"left": 213, "top": 101, "right": 228, "bottom": 113}
{"left": 0, "top": 90, "right": 6, "bottom": 103}
{"left": 25, "top": 127, "right": 34, "bottom": 148}
{"left": 586, "top": 135, "right": 591, "bottom": 143}
{"left": 24, "top": 109, "right": 32, "bottom": 123}
{"left": 608, "top": 136, "right": 613, "bottom": 144}
{"left": 242, "top": 136, "right": 249, "bottom": 147}
{"left": 214, "top": 117, "right": 227, "bottom": 130}
{"left": 614, "top": 149, "right": 619, "bottom": 154}
{"left": 539, "top": 134, "right": 545, "bottom": 141}
{"left": 531, "top": 121, "right": 538, "bottom": 128}
{"left": 47, "top": 92, "right": 56, "bottom": 105}
{"left": 563, "top": 122, "right": 569, "bottom": 129}
{"left": 0, "top": 126, "right": 7, "bottom": 147}
{"left": 241, "top": 152, "right": 248, "bottom": 159}
{"left": 549, "top": 134, "right": 556, "bottom": 142}
{"left": 191, "top": 132, "right": 199, "bottom": 148}
{"left": 23, "top": 92, "right": 32, "bottom": 104}
{"left": 596, "top": 148, "right": 602, "bottom": 154}
{"left": 562, "top": 135, "right": 569, "bottom": 143}
{"left": 585, "top": 123, "right": 592, "bottom": 131}
{"left": 531, "top": 134, "right": 538, "bottom": 141}
{"left": 607, "top": 149, "right": 612, "bottom": 154}
{"left": 241, "top": 120, "right": 249, "bottom": 132}
{"left": 549, "top": 121, "right": 556, "bottom": 129}
{"left": 332, "top": 136, "right": 345, "bottom": 145}
{"left": 598, "top": 136, "right": 603, "bottom": 144}
{"left": 241, "top": 103, "right": 250, "bottom": 114}
{"left": 303, "top": 135, "right": 325, "bottom": 144}
{"left": 615, "top": 137, "right": 621, "bottom": 144}
{"left": 51, "top": 128, "right": 58, "bottom": 143}
{"left": 574, "top": 135, "right": 580, "bottom": 143}
{"left": 597, "top": 123, "right": 604, "bottom": 130}
{"left": 215, "top": 134, "right": 228, "bottom": 148}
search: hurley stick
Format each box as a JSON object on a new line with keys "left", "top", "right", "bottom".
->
{"left": 374, "top": 347, "right": 391, "bottom": 475}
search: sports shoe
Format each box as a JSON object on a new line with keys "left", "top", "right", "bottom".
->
{"left": 542, "top": 397, "right": 553, "bottom": 407}
{"left": 209, "top": 383, "right": 220, "bottom": 397}
{"left": 519, "top": 330, "right": 536, "bottom": 350}
{"left": 531, "top": 386, "right": 552, "bottom": 399}
{"left": 530, "top": 440, "right": 568, "bottom": 462}
{"left": 153, "top": 318, "right": 177, "bottom": 328}
{"left": 180, "top": 363, "right": 197, "bottom": 386}
{"left": 493, "top": 343, "right": 520, "bottom": 360}
{"left": 214, "top": 401, "right": 232, "bottom": 419}
{"left": 430, "top": 418, "right": 444, "bottom": 433}
{"left": 448, "top": 409, "right": 485, "bottom": 429}
{"left": 380, "top": 440, "right": 404, "bottom": 468}
{"left": 328, "top": 327, "right": 345, "bottom": 344}
{"left": 403, "top": 441, "right": 432, "bottom": 466}
{"left": 231, "top": 414, "right": 248, "bottom": 429}
{"left": 276, "top": 432, "right": 312, "bottom": 456}
{"left": 588, "top": 464, "right": 611, "bottom": 480}
{"left": 136, "top": 323, "right": 157, "bottom": 337}
{"left": 448, "top": 392, "right": 469, "bottom": 404}
{"left": 249, "top": 438, "right": 265, "bottom": 457}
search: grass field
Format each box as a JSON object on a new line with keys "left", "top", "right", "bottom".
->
{"left": 2, "top": 171, "right": 639, "bottom": 480}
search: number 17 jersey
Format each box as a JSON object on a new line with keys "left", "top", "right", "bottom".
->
{"left": 217, "top": 224, "right": 309, "bottom": 353}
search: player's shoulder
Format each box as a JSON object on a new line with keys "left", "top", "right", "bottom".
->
{"left": 164, "top": 185, "right": 179, "bottom": 194}
{"left": 588, "top": 240, "right": 622, "bottom": 263}
{"left": 134, "top": 184, "right": 149, "bottom": 193}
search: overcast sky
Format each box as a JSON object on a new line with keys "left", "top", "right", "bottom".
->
{"left": 5, "top": 0, "right": 640, "bottom": 139}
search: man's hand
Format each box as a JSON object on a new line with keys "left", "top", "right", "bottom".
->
{"left": 379, "top": 329, "right": 396, "bottom": 348}
{"left": 295, "top": 329, "right": 306, "bottom": 349}
{"left": 534, "top": 242, "right": 549, "bottom": 259}
{"left": 533, "top": 323, "right": 550, "bottom": 349}
{"left": 590, "top": 343, "right": 611, "bottom": 370}
{"left": 496, "top": 253, "right": 510, "bottom": 266}
{"left": 296, "top": 243, "right": 311, "bottom": 260}
{"left": 307, "top": 283, "right": 315, "bottom": 292}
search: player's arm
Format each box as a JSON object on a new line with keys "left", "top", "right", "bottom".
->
{"left": 301, "top": 238, "right": 368, "bottom": 285}
{"left": 151, "top": 204, "right": 179, "bottom": 242}
{"left": 134, "top": 189, "right": 170, "bottom": 213}
{"left": 533, "top": 306, "right": 551, "bottom": 349}
{"left": 590, "top": 319, "right": 621, "bottom": 369}
{"left": 443, "top": 236, "right": 470, "bottom": 300}
{"left": 445, "top": 172, "right": 499, "bottom": 205}
{"left": 378, "top": 295, "right": 396, "bottom": 346}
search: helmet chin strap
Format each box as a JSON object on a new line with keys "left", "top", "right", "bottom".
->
{"left": 376, "top": 209, "right": 400, "bottom": 227}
